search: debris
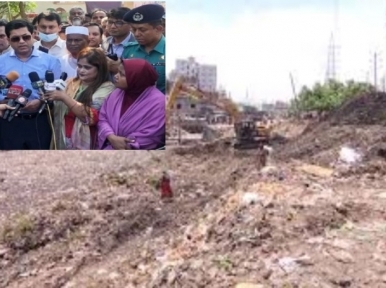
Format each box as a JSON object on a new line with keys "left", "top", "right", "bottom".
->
{"left": 235, "top": 283, "right": 265, "bottom": 288}
{"left": 297, "top": 164, "right": 334, "bottom": 178}
{"left": 339, "top": 146, "right": 362, "bottom": 164}
{"left": 241, "top": 192, "right": 262, "bottom": 206}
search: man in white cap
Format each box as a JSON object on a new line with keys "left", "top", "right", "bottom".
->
{"left": 60, "top": 26, "right": 89, "bottom": 78}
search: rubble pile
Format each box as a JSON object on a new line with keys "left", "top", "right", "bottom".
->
{"left": 2, "top": 96, "right": 386, "bottom": 287}
{"left": 276, "top": 92, "right": 386, "bottom": 168}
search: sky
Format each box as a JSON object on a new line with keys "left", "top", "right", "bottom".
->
{"left": 166, "top": 0, "right": 386, "bottom": 105}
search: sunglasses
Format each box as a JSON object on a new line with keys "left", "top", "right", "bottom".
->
{"left": 10, "top": 35, "right": 32, "bottom": 42}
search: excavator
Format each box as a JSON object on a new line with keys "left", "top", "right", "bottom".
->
{"left": 167, "top": 76, "right": 271, "bottom": 149}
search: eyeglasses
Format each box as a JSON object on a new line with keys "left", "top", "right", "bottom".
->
{"left": 107, "top": 20, "right": 126, "bottom": 27}
{"left": 0, "top": 34, "right": 6, "bottom": 39}
{"left": 10, "top": 35, "right": 32, "bottom": 42}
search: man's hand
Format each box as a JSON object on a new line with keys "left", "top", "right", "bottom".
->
{"left": 106, "top": 57, "right": 120, "bottom": 74}
{"left": 0, "top": 104, "right": 15, "bottom": 117}
{"left": 21, "top": 99, "right": 42, "bottom": 113}
{"left": 107, "top": 134, "right": 135, "bottom": 150}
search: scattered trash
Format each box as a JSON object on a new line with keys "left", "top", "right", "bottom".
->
{"left": 278, "top": 257, "right": 298, "bottom": 273}
{"left": 278, "top": 255, "right": 312, "bottom": 273}
{"left": 241, "top": 192, "right": 262, "bottom": 206}
{"left": 339, "top": 146, "right": 362, "bottom": 164}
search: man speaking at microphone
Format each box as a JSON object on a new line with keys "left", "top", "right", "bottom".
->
{"left": 0, "top": 20, "right": 61, "bottom": 150}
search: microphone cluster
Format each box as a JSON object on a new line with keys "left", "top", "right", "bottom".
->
{"left": 0, "top": 70, "right": 68, "bottom": 121}
{"left": 29, "top": 71, "right": 67, "bottom": 114}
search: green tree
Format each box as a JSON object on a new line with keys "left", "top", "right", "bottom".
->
{"left": 0, "top": 2, "right": 37, "bottom": 21}
{"left": 291, "top": 79, "right": 374, "bottom": 113}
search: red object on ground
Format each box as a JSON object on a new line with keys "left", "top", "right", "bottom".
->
{"left": 160, "top": 173, "right": 173, "bottom": 198}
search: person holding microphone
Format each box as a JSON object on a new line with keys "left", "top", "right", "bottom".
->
{"left": 0, "top": 104, "right": 14, "bottom": 117}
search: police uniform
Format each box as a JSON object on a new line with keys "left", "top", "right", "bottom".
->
{"left": 121, "top": 4, "right": 165, "bottom": 94}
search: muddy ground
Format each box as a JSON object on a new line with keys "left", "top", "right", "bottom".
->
{"left": 2, "top": 91, "right": 386, "bottom": 287}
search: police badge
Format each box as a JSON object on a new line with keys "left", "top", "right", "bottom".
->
{"left": 133, "top": 12, "right": 144, "bottom": 22}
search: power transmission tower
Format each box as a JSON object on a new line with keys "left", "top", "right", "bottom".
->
{"left": 374, "top": 52, "right": 378, "bottom": 90}
{"left": 325, "top": 33, "right": 337, "bottom": 82}
{"left": 325, "top": 0, "right": 339, "bottom": 82}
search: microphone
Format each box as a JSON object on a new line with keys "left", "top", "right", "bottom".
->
{"left": 29, "top": 72, "right": 45, "bottom": 94}
{"left": 44, "top": 70, "right": 56, "bottom": 92}
{"left": 29, "top": 72, "right": 45, "bottom": 114}
{"left": 54, "top": 72, "right": 68, "bottom": 91}
{"left": 0, "top": 71, "right": 20, "bottom": 90}
{"left": 39, "top": 70, "right": 55, "bottom": 114}
{"left": 3, "top": 85, "right": 23, "bottom": 120}
{"left": 8, "top": 89, "right": 32, "bottom": 122}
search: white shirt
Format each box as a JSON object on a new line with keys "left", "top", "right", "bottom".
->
{"left": 0, "top": 45, "right": 12, "bottom": 55}
{"left": 33, "top": 37, "right": 67, "bottom": 58}
{"left": 59, "top": 53, "right": 77, "bottom": 79}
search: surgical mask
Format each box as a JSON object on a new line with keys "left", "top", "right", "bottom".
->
{"left": 39, "top": 32, "right": 58, "bottom": 42}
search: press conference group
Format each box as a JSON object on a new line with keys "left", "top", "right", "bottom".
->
{"left": 0, "top": 3, "right": 165, "bottom": 150}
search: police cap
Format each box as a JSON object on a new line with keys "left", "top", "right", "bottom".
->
{"left": 123, "top": 4, "right": 165, "bottom": 24}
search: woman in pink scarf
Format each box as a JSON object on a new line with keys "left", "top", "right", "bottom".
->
{"left": 98, "top": 59, "right": 165, "bottom": 150}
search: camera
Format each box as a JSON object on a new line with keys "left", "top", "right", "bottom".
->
{"left": 107, "top": 53, "right": 118, "bottom": 61}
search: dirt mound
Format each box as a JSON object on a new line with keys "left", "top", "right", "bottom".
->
{"left": 276, "top": 92, "right": 386, "bottom": 166}
{"left": 328, "top": 91, "right": 386, "bottom": 125}
{"left": 172, "top": 140, "right": 232, "bottom": 156}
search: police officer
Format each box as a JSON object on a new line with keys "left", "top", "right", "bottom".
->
{"left": 121, "top": 4, "right": 165, "bottom": 94}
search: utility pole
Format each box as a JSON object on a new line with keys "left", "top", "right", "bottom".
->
{"left": 374, "top": 52, "right": 378, "bottom": 90}
{"left": 289, "top": 72, "right": 298, "bottom": 115}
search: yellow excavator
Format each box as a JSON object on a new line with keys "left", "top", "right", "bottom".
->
{"left": 166, "top": 77, "right": 270, "bottom": 149}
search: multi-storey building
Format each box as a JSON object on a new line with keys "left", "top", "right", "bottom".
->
{"left": 169, "top": 57, "right": 217, "bottom": 92}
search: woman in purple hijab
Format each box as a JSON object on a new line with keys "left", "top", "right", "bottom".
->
{"left": 97, "top": 59, "right": 165, "bottom": 150}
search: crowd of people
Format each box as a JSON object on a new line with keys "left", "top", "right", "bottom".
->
{"left": 0, "top": 3, "right": 165, "bottom": 150}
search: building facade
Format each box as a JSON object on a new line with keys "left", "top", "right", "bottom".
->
{"left": 170, "top": 57, "right": 217, "bottom": 92}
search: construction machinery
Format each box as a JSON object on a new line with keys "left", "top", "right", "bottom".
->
{"left": 166, "top": 76, "right": 271, "bottom": 149}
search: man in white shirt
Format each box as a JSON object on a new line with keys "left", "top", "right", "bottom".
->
{"left": 59, "top": 26, "right": 89, "bottom": 79}
{"left": 33, "top": 12, "right": 67, "bottom": 58}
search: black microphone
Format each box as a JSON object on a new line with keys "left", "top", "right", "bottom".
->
{"left": 38, "top": 71, "right": 55, "bottom": 114}
{"left": 44, "top": 71, "right": 55, "bottom": 91}
{"left": 29, "top": 72, "right": 45, "bottom": 94}
{"left": 60, "top": 72, "right": 67, "bottom": 81}
{"left": 7, "top": 89, "right": 32, "bottom": 122}
{"left": 2, "top": 85, "right": 23, "bottom": 120}
{"left": 55, "top": 72, "right": 68, "bottom": 91}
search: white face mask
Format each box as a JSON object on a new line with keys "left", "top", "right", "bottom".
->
{"left": 39, "top": 32, "right": 58, "bottom": 42}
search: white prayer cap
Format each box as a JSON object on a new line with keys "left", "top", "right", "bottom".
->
{"left": 65, "top": 26, "right": 89, "bottom": 36}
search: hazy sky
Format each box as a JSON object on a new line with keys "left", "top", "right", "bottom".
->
{"left": 166, "top": 0, "right": 386, "bottom": 104}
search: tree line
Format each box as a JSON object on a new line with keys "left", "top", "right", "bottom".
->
{"left": 290, "top": 79, "right": 374, "bottom": 114}
{"left": 0, "top": 2, "right": 37, "bottom": 21}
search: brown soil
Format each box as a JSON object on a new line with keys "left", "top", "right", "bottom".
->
{"left": 2, "top": 92, "right": 386, "bottom": 287}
